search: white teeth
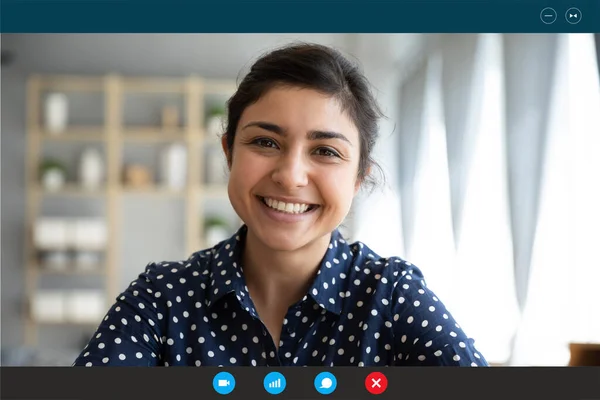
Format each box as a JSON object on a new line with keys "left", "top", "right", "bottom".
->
{"left": 262, "top": 197, "right": 311, "bottom": 214}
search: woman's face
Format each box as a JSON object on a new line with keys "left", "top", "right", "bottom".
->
{"left": 223, "top": 86, "right": 362, "bottom": 252}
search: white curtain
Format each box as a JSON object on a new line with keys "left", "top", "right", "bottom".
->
{"left": 450, "top": 34, "right": 519, "bottom": 364}
{"left": 396, "top": 33, "right": 600, "bottom": 365}
{"left": 511, "top": 33, "right": 600, "bottom": 365}
{"left": 408, "top": 51, "right": 457, "bottom": 310}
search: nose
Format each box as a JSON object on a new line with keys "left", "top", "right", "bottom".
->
{"left": 271, "top": 149, "right": 309, "bottom": 189}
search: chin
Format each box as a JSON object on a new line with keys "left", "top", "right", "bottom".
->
{"left": 255, "top": 229, "right": 308, "bottom": 252}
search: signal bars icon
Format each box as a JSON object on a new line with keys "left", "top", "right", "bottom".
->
{"left": 263, "top": 372, "right": 287, "bottom": 395}
{"left": 268, "top": 378, "right": 282, "bottom": 388}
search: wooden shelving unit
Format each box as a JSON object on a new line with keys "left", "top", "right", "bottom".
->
{"left": 24, "top": 74, "right": 239, "bottom": 346}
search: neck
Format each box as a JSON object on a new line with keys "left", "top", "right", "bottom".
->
{"left": 242, "top": 229, "right": 332, "bottom": 308}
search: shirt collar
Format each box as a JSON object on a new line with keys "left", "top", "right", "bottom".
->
{"left": 304, "top": 228, "right": 354, "bottom": 315}
{"left": 205, "top": 225, "right": 355, "bottom": 316}
{"left": 205, "top": 226, "right": 248, "bottom": 309}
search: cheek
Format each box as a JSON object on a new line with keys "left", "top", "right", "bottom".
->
{"left": 319, "top": 168, "right": 359, "bottom": 207}
{"left": 228, "top": 151, "right": 266, "bottom": 189}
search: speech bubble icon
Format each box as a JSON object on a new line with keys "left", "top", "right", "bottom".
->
{"left": 320, "top": 377, "right": 332, "bottom": 389}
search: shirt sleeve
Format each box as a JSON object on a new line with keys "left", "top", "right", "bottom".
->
{"left": 390, "top": 260, "right": 489, "bottom": 366}
{"left": 73, "top": 262, "right": 167, "bottom": 366}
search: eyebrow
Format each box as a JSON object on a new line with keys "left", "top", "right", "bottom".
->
{"left": 241, "top": 121, "right": 353, "bottom": 146}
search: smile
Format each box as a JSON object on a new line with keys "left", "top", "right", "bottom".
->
{"left": 258, "top": 196, "right": 318, "bottom": 215}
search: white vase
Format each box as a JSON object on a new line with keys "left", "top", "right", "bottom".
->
{"left": 160, "top": 143, "right": 187, "bottom": 190}
{"left": 79, "top": 148, "right": 104, "bottom": 190}
{"left": 44, "top": 93, "right": 68, "bottom": 134}
{"left": 42, "top": 169, "right": 66, "bottom": 191}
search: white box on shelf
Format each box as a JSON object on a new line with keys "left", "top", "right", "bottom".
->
{"left": 33, "top": 218, "right": 69, "bottom": 250}
{"left": 65, "top": 290, "right": 106, "bottom": 323}
{"left": 74, "top": 251, "right": 102, "bottom": 272}
{"left": 72, "top": 219, "right": 107, "bottom": 250}
{"left": 31, "top": 290, "right": 66, "bottom": 323}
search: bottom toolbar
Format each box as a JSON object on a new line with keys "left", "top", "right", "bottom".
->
{"left": 1, "top": 366, "right": 600, "bottom": 400}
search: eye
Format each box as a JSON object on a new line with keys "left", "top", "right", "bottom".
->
{"left": 314, "top": 147, "right": 341, "bottom": 158}
{"left": 252, "top": 137, "right": 279, "bottom": 149}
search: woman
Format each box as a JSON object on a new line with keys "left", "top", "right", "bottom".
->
{"left": 74, "top": 43, "right": 488, "bottom": 367}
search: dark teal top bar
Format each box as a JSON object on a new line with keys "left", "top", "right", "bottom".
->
{"left": 1, "top": 0, "right": 599, "bottom": 33}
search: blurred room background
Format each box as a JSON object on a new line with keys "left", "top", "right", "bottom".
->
{"left": 1, "top": 33, "right": 599, "bottom": 367}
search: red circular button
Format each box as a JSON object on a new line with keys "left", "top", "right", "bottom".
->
{"left": 364, "top": 372, "right": 388, "bottom": 395}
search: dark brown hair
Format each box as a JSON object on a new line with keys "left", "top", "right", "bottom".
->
{"left": 223, "top": 42, "right": 385, "bottom": 190}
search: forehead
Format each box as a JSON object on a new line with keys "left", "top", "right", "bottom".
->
{"left": 238, "top": 86, "right": 360, "bottom": 143}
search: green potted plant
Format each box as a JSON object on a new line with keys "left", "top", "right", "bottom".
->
{"left": 203, "top": 215, "right": 231, "bottom": 246}
{"left": 39, "top": 158, "right": 68, "bottom": 191}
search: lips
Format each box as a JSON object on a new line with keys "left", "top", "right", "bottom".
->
{"left": 258, "top": 196, "right": 318, "bottom": 214}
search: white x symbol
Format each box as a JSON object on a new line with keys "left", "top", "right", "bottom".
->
{"left": 371, "top": 378, "right": 381, "bottom": 388}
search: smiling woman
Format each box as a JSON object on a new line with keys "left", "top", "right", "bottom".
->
{"left": 73, "top": 43, "right": 488, "bottom": 367}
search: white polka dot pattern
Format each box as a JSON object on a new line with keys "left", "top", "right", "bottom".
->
{"left": 73, "top": 225, "right": 488, "bottom": 367}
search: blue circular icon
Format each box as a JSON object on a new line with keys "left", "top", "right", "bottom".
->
{"left": 213, "top": 371, "right": 236, "bottom": 395}
{"left": 314, "top": 371, "right": 337, "bottom": 395}
{"left": 263, "top": 371, "right": 287, "bottom": 395}
{"left": 565, "top": 7, "right": 582, "bottom": 24}
{"left": 540, "top": 7, "right": 557, "bottom": 24}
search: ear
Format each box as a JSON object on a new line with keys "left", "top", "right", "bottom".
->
{"left": 221, "top": 135, "right": 231, "bottom": 169}
{"left": 354, "top": 166, "right": 371, "bottom": 195}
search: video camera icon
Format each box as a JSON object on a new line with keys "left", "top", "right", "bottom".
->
{"left": 213, "top": 372, "right": 236, "bottom": 395}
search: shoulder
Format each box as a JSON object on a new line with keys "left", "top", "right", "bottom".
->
{"left": 130, "top": 246, "right": 218, "bottom": 299}
{"left": 338, "top": 239, "right": 431, "bottom": 316}
{"left": 141, "top": 251, "right": 210, "bottom": 281}
{"left": 345, "top": 239, "right": 426, "bottom": 292}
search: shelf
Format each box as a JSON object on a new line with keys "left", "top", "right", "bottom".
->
{"left": 25, "top": 73, "right": 238, "bottom": 347}
{"left": 31, "top": 262, "right": 106, "bottom": 276}
{"left": 39, "top": 75, "right": 105, "bottom": 92}
{"left": 121, "top": 127, "right": 190, "bottom": 142}
{"left": 35, "top": 126, "right": 106, "bottom": 141}
{"left": 34, "top": 246, "right": 107, "bottom": 252}
{"left": 29, "top": 318, "right": 101, "bottom": 327}
{"left": 121, "top": 185, "right": 186, "bottom": 196}
{"left": 204, "top": 80, "right": 237, "bottom": 96}
{"left": 36, "top": 184, "right": 107, "bottom": 198}
{"left": 121, "top": 77, "right": 187, "bottom": 93}
{"left": 197, "top": 240, "right": 210, "bottom": 251}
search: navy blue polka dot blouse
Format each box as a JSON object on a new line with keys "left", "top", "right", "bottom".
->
{"left": 73, "top": 225, "right": 488, "bottom": 367}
